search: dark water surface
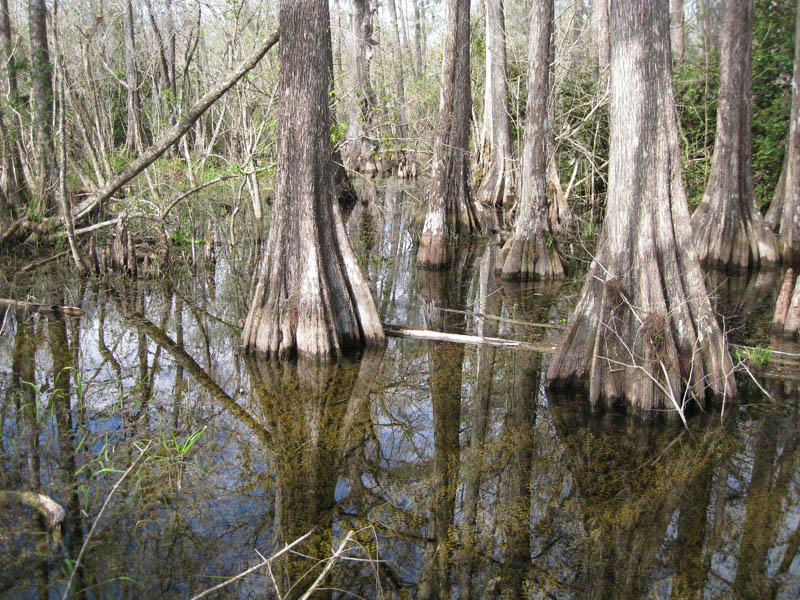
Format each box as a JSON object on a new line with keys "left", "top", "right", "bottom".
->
{"left": 2, "top": 181, "right": 799, "bottom": 598}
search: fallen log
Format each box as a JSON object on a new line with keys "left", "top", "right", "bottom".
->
{"left": 0, "top": 298, "right": 84, "bottom": 316}
{"left": 383, "top": 323, "right": 556, "bottom": 352}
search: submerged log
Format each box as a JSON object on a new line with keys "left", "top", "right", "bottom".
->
{"left": 0, "top": 298, "right": 84, "bottom": 316}
{"left": 0, "top": 490, "right": 65, "bottom": 532}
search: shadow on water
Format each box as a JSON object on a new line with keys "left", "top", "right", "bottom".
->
{"left": 0, "top": 179, "right": 799, "bottom": 598}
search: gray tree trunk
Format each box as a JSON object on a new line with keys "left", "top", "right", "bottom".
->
{"left": 342, "top": 0, "right": 378, "bottom": 170}
{"left": 671, "top": 0, "right": 685, "bottom": 62}
{"left": 547, "top": 0, "right": 735, "bottom": 409}
{"left": 476, "top": 0, "right": 515, "bottom": 210}
{"left": 690, "top": 0, "right": 779, "bottom": 271}
{"left": 496, "top": 0, "right": 563, "bottom": 280}
{"left": 413, "top": 0, "right": 424, "bottom": 74}
{"left": 418, "top": 0, "right": 484, "bottom": 269}
{"left": 123, "top": 0, "right": 143, "bottom": 151}
{"left": 771, "top": 0, "right": 800, "bottom": 264}
{"left": 242, "top": 1, "right": 384, "bottom": 358}
{"left": 386, "top": 0, "right": 408, "bottom": 140}
{"left": 29, "top": 0, "right": 56, "bottom": 213}
{"left": 589, "top": 0, "right": 610, "bottom": 80}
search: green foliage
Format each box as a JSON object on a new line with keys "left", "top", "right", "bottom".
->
{"left": 732, "top": 345, "right": 773, "bottom": 366}
{"left": 674, "top": 52, "right": 719, "bottom": 209}
{"left": 331, "top": 120, "right": 347, "bottom": 148}
{"left": 752, "top": 0, "right": 795, "bottom": 207}
{"left": 674, "top": 0, "right": 794, "bottom": 211}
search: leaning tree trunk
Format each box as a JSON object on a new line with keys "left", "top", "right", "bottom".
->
{"left": 417, "top": 0, "right": 483, "bottom": 269}
{"left": 547, "top": 0, "right": 735, "bottom": 409}
{"left": 771, "top": 0, "right": 800, "bottom": 265}
{"left": 242, "top": 0, "right": 384, "bottom": 358}
{"left": 496, "top": 0, "right": 563, "bottom": 280}
{"left": 29, "top": 0, "right": 56, "bottom": 214}
{"left": 690, "top": 0, "right": 778, "bottom": 271}
{"left": 475, "top": 0, "right": 515, "bottom": 211}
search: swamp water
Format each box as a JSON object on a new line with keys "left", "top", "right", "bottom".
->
{"left": 1, "top": 180, "right": 799, "bottom": 599}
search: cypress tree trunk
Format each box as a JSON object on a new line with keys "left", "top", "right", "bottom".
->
{"left": 242, "top": 0, "right": 384, "bottom": 358}
{"left": 547, "top": 0, "right": 735, "bottom": 409}
{"left": 476, "top": 0, "right": 515, "bottom": 210}
{"left": 342, "top": 0, "right": 377, "bottom": 171}
{"left": 417, "top": 0, "right": 484, "bottom": 269}
{"left": 496, "top": 0, "right": 563, "bottom": 280}
{"left": 690, "top": 0, "right": 778, "bottom": 271}
{"left": 671, "top": 0, "right": 685, "bottom": 62}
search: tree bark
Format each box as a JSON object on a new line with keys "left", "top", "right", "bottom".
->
{"left": 342, "top": 0, "right": 378, "bottom": 170}
{"left": 386, "top": 0, "right": 408, "bottom": 140}
{"left": 413, "top": 0, "right": 424, "bottom": 74}
{"left": 417, "top": 0, "right": 484, "bottom": 269}
{"left": 476, "top": 0, "right": 515, "bottom": 210}
{"left": 123, "top": 0, "right": 143, "bottom": 152}
{"left": 690, "top": 0, "right": 779, "bottom": 271}
{"left": 589, "top": 0, "right": 610, "bottom": 80}
{"left": 771, "top": 0, "right": 800, "bottom": 265}
{"left": 29, "top": 0, "right": 56, "bottom": 214}
{"left": 241, "top": 1, "right": 384, "bottom": 358}
{"left": 670, "top": 0, "right": 685, "bottom": 62}
{"left": 547, "top": 0, "right": 735, "bottom": 409}
{"left": 496, "top": 0, "right": 563, "bottom": 280}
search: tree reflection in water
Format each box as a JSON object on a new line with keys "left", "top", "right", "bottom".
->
{"left": 0, "top": 188, "right": 799, "bottom": 598}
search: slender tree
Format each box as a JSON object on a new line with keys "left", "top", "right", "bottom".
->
{"left": 770, "top": 0, "right": 800, "bottom": 264}
{"left": 342, "top": 0, "right": 378, "bottom": 170}
{"left": 242, "top": 0, "right": 384, "bottom": 358}
{"left": 386, "top": 0, "right": 408, "bottom": 140}
{"left": 123, "top": 0, "right": 144, "bottom": 152}
{"left": 547, "top": 0, "right": 734, "bottom": 409}
{"left": 496, "top": 0, "right": 563, "bottom": 280}
{"left": 0, "top": 0, "right": 26, "bottom": 213}
{"left": 29, "top": 0, "right": 56, "bottom": 213}
{"left": 417, "top": 0, "right": 484, "bottom": 268}
{"left": 476, "top": 0, "right": 514, "bottom": 210}
{"left": 589, "top": 0, "right": 610, "bottom": 79}
{"left": 690, "top": 0, "right": 778, "bottom": 271}
{"left": 671, "top": 0, "right": 685, "bottom": 62}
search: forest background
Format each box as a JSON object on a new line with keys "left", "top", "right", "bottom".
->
{"left": 0, "top": 0, "right": 794, "bottom": 276}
